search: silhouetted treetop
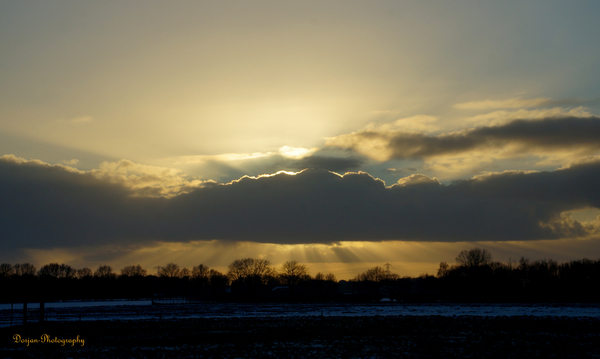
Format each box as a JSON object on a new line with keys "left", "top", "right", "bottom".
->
{"left": 280, "top": 260, "right": 309, "bottom": 286}
{"left": 38, "top": 263, "right": 76, "bottom": 279}
{"left": 456, "top": 248, "right": 492, "bottom": 267}
{"left": 77, "top": 267, "right": 93, "bottom": 279}
{"left": 192, "top": 264, "right": 210, "bottom": 279}
{"left": 0, "top": 263, "right": 14, "bottom": 278}
{"left": 94, "top": 265, "right": 116, "bottom": 279}
{"left": 157, "top": 262, "right": 182, "bottom": 278}
{"left": 120, "top": 264, "right": 147, "bottom": 277}
{"left": 354, "top": 265, "right": 398, "bottom": 282}
{"left": 227, "top": 258, "right": 276, "bottom": 283}
{"left": 325, "top": 273, "right": 337, "bottom": 282}
{"left": 13, "top": 263, "right": 37, "bottom": 276}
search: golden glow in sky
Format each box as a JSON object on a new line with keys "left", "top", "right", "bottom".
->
{"left": 1, "top": 1, "right": 600, "bottom": 278}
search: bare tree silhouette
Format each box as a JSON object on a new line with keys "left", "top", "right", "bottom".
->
{"left": 120, "top": 265, "right": 147, "bottom": 278}
{"left": 456, "top": 248, "right": 492, "bottom": 267}
{"left": 157, "top": 263, "right": 182, "bottom": 278}
{"left": 77, "top": 267, "right": 93, "bottom": 279}
{"left": 13, "top": 263, "right": 37, "bottom": 276}
{"left": 94, "top": 265, "right": 116, "bottom": 279}
{"left": 280, "top": 260, "right": 309, "bottom": 290}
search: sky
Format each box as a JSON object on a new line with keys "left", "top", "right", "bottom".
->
{"left": 1, "top": 1, "right": 600, "bottom": 279}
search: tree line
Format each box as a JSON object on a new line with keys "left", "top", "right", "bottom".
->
{"left": 0, "top": 259, "right": 338, "bottom": 302}
{"left": 349, "top": 248, "right": 600, "bottom": 302}
{"left": 1, "top": 249, "right": 599, "bottom": 302}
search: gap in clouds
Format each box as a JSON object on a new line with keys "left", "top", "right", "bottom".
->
{"left": 8, "top": 238, "right": 600, "bottom": 280}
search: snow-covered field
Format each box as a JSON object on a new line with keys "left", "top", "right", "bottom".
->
{"left": 1, "top": 301, "right": 599, "bottom": 327}
{"left": 2, "top": 312, "right": 599, "bottom": 358}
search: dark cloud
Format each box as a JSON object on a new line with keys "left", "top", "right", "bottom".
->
{"left": 329, "top": 116, "right": 600, "bottom": 160}
{"left": 1, "top": 156, "right": 599, "bottom": 250}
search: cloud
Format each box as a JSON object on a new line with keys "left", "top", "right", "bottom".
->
{"left": 0, "top": 155, "right": 205, "bottom": 198}
{"left": 173, "top": 146, "right": 318, "bottom": 165}
{"left": 396, "top": 174, "right": 440, "bottom": 186}
{"left": 278, "top": 146, "right": 319, "bottom": 160}
{"left": 454, "top": 97, "right": 590, "bottom": 110}
{"left": 173, "top": 152, "right": 273, "bottom": 165}
{"left": 58, "top": 116, "right": 94, "bottom": 124}
{"left": 383, "top": 167, "right": 417, "bottom": 174}
{"left": 1, "top": 155, "right": 599, "bottom": 252}
{"left": 169, "top": 147, "right": 364, "bottom": 180}
{"left": 326, "top": 116, "right": 600, "bottom": 163}
{"left": 366, "top": 115, "right": 440, "bottom": 134}
{"left": 0, "top": 154, "right": 83, "bottom": 173}
{"left": 90, "top": 159, "right": 205, "bottom": 197}
{"left": 465, "top": 107, "right": 593, "bottom": 127}
{"left": 454, "top": 97, "right": 554, "bottom": 109}
{"left": 285, "top": 155, "right": 364, "bottom": 172}
{"left": 62, "top": 159, "right": 80, "bottom": 165}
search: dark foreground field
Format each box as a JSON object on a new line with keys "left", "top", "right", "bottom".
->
{"left": 2, "top": 315, "right": 599, "bottom": 358}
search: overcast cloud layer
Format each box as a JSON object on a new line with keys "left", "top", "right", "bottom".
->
{"left": 1, "top": 155, "right": 599, "bottom": 251}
